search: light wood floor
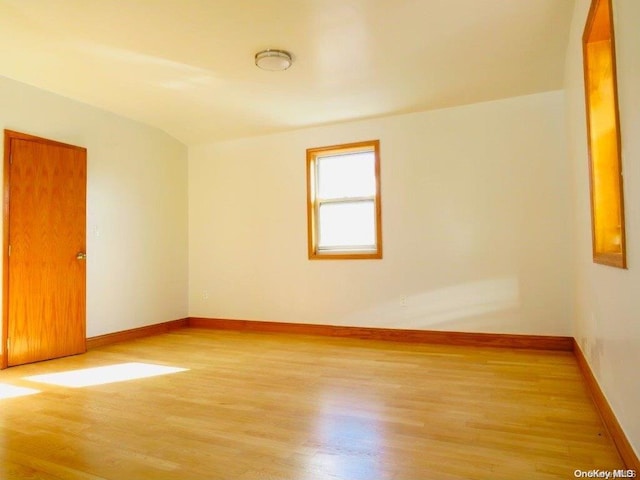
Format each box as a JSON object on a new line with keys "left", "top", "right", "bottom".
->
{"left": 0, "top": 328, "right": 624, "bottom": 479}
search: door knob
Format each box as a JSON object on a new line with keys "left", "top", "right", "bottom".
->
{"left": 76, "top": 252, "right": 87, "bottom": 260}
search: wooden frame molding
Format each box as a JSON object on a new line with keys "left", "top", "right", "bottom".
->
{"left": 306, "top": 139, "right": 383, "bottom": 260}
{"left": 188, "top": 317, "right": 573, "bottom": 351}
{"left": 1, "top": 131, "right": 10, "bottom": 369}
{"left": 582, "top": 0, "right": 626, "bottom": 268}
{"left": 86, "top": 318, "right": 188, "bottom": 350}
{"left": 574, "top": 340, "right": 640, "bottom": 470}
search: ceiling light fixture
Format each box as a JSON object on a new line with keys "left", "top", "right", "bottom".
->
{"left": 255, "top": 49, "right": 293, "bottom": 71}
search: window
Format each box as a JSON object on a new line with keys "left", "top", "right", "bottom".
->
{"left": 306, "top": 140, "right": 382, "bottom": 260}
{"left": 583, "top": 0, "right": 626, "bottom": 268}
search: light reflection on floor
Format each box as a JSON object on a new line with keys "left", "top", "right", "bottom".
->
{"left": 0, "top": 383, "right": 40, "bottom": 399}
{"left": 307, "top": 392, "right": 387, "bottom": 480}
{"left": 23, "top": 362, "right": 188, "bottom": 388}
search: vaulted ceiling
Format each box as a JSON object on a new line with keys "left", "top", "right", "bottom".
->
{"left": 0, "top": 0, "right": 575, "bottom": 144}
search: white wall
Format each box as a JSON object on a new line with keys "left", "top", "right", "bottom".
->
{"left": 189, "top": 91, "right": 573, "bottom": 336}
{"left": 565, "top": 0, "right": 640, "bottom": 457}
{"left": 0, "top": 75, "right": 189, "bottom": 348}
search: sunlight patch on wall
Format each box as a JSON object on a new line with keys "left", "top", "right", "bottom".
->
{"left": 0, "top": 383, "right": 40, "bottom": 400}
{"left": 342, "top": 276, "right": 520, "bottom": 329}
{"left": 24, "top": 362, "right": 188, "bottom": 388}
{"left": 400, "top": 276, "right": 520, "bottom": 324}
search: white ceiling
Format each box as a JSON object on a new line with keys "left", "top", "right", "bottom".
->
{"left": 0, "top": 0, "right": 575, "bottom": 145}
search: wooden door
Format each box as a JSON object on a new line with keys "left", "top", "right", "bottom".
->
{"left": 3, "top": 130, "right": 87, "bottom": 367}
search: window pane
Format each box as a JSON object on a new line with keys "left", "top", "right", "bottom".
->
{"left": 318, "top": 201, "right": 375, "bottom": 248}
{"left": 317, "top": 152, "right": 375, "bottom": 199}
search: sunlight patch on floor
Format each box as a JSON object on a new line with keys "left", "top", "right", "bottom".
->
{"left": 24, "top": 362, "right": 188, "bottom": 388}
{"left": 0, "top": 383, "right": 40, "bottom": 399}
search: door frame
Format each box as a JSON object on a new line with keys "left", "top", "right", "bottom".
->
{"left": 1, "top": 130, "right": 87, "bottom": 369}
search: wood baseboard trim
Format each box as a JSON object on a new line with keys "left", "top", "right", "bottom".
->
{"left": 86, "top": 318, "right": 189, "bottom": 350}
{"left": 573, "top": 339, "right": 640, "bottom": 470}
{"left": 187, "top": 317, "right": 573, "bottom": 351}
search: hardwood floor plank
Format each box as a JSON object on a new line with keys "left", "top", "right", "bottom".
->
{"left": 0, "top": 328, "right": 625, "bottom": 479}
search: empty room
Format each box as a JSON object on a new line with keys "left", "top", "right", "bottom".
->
{"left": 0, "top": 0, "right": 638, "bottom": 479}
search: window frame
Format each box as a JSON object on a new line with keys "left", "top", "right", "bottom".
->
{"left": 582, "top": 0, "right": 626, "bottom": 268}
{"left": 306, "top": 140, "right": 382, "bottom": 260}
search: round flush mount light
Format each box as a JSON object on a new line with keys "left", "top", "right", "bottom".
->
{"left": 255, "top": 49, "right": 293, "bottom": 71}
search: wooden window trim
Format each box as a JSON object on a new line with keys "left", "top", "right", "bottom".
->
{"left": 582, "top": 0, "right": 627, "bottom": 268}
{"left": 306, "top": 140, "right": 382, "bottom": 260}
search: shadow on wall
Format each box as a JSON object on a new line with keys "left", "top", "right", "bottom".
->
{"left": 340, "top": 277, "right": 521, "bottom": 331}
